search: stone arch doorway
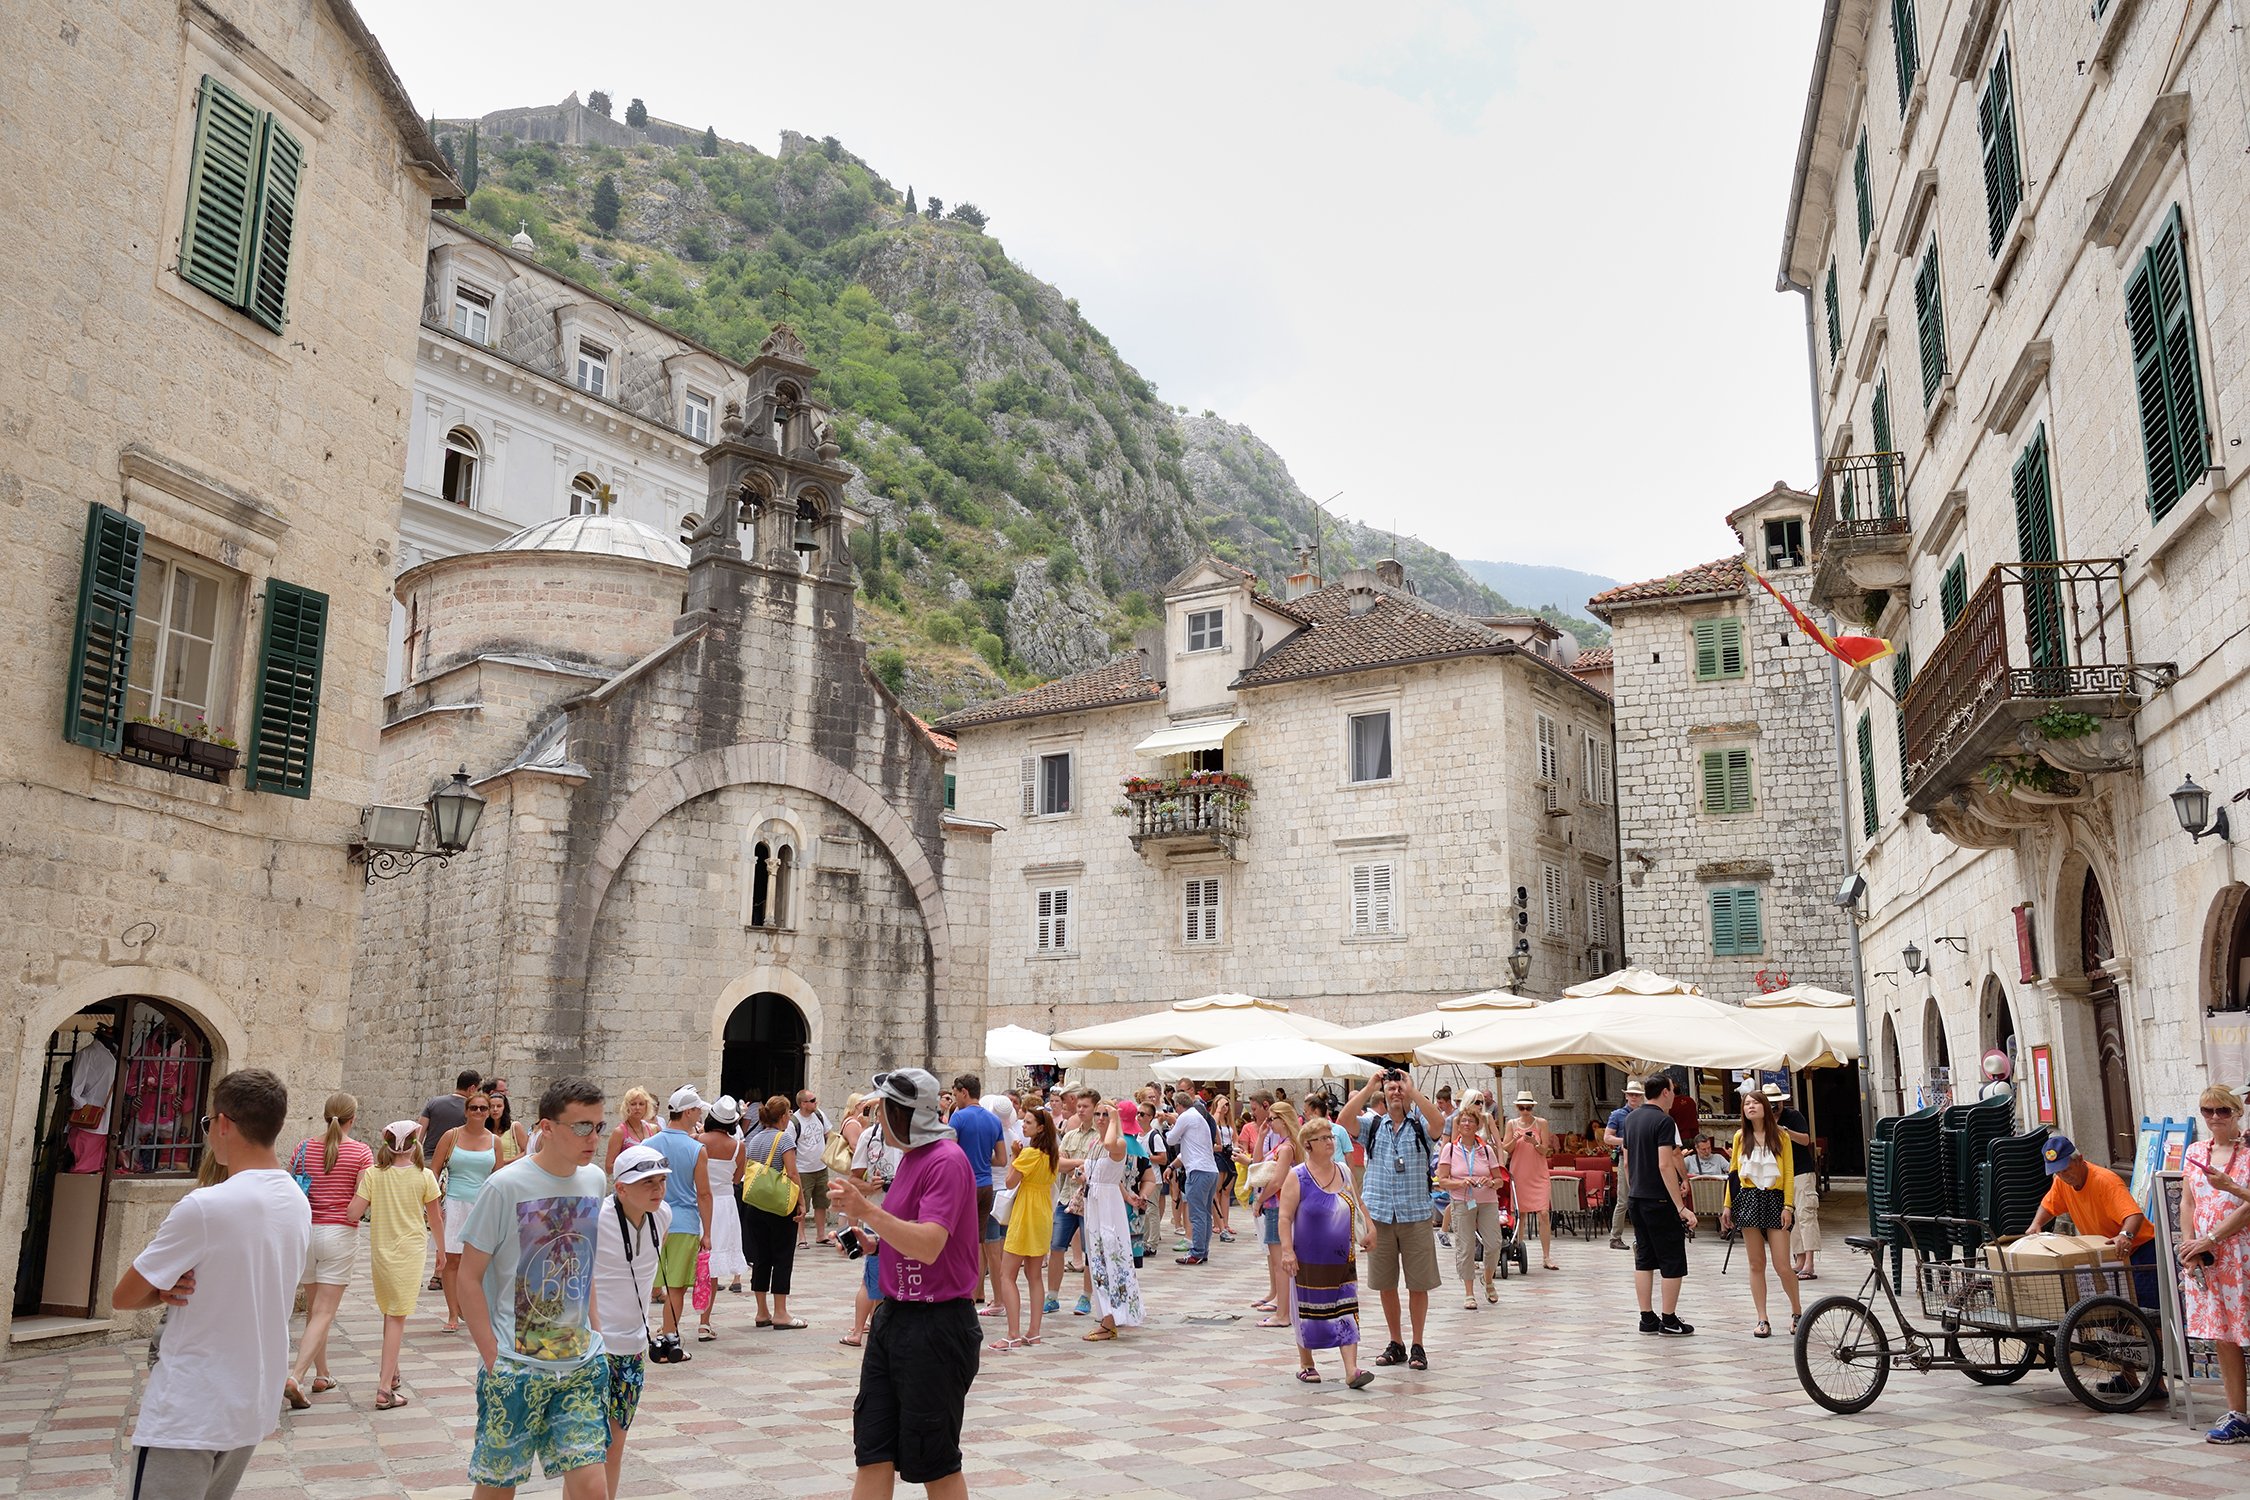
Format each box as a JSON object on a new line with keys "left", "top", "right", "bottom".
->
{"left": 721, "top": 994, "right": 809, "bottom": 1111}
{"left": 1880, "top": 1012, "right": 1903, "bottom": 1118}
{"left": 14, "top": 997, "right": 214, "bottom": 1322}
{"left": 1921, "top": 997, "right": 1952, "bottom": 1104}
{"left": 1979, "top": 975, "right": 2018, "bottom": 1078}
{"left": 2077, "top": 867, "right": 2136, "bottom": 1167}
{"left": 2209, "top": 884, "right": 2250, "bottom": 1014}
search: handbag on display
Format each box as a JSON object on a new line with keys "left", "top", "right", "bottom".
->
{"left": 740, "top": 1126, "right": 801, "bottom": 1216}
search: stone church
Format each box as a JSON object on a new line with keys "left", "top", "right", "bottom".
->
{"left": 348, "top": 330, "right": 991, "bottom": 1126}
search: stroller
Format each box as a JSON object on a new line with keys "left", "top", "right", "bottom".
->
{"left": 1474, "top": 1170, "right": 1532, "bottom": 1280}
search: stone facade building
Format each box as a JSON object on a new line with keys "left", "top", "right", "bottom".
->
{"left": 1590, "top": 485, "right": 1859, "bottom": 1152}
{"left": 0, "top": 0, "right": 456, "bottom": 1350}
{"left": 391, "top": 215, "right": 748, "bottom": 687}
{"left": 937, "top": 559, "right": 1620, "bottom": 1119}
{"left": 349, "top": 330, "right": 987, "bottom": 1131}
{"left": 1781, "top": 0, "right": 2250, "bottom": 1161}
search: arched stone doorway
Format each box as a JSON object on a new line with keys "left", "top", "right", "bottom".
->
{"left": 1921, "top": 997, "right": 1952, "bottom": 1104}
{"left": 1979, "top": 975, "right": 2018, "bottom": 1077}
{"left": 1880, "top": 1012, "right": 1903, "bottom": 1118}
{"left": 721, "top": 993, "right": 809, "bottom": 1110}
{"left": 2078, "top": 868, "right": 2136, "bottom": 1167}
{"left": 13, "top": 997, "right": 213, "bottom": 1321}
{"left": 2210, "top": 884, "right": 2250, "bottom": 1015}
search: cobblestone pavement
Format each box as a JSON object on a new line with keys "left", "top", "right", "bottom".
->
{"left": 0, "top": 1223, "right": 2227, "bottom": 1499}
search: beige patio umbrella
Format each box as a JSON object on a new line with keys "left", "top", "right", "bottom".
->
{"left": 1338, "top": 990, "right": 1542, "bottom": 1057}
{"left": 1418, "top": 969, "right": 1834, "bottom": 1071}
{"left": 984, "top": 1023, "right": 1119, "bottom": 1071}
{"left": 1149, "top": 1035, "right": 1383, "bottom": 1083}
{"left": 1738, "top": 985, "right": 1861, "bottom": 1067}
{"left": 1050, "top": 992, "right": 1349, "bottom": 1055}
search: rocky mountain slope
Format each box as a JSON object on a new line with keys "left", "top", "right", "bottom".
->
{"left": 1460, "top": 560, "right": 1620, "bottom": 622}
{"left": 437, "top": 108, "right": 1603, "bottom": 712}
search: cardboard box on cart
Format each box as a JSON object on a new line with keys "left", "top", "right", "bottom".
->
{"left": 1982, "top": 1233, "right": 2125, "bottom": 1322}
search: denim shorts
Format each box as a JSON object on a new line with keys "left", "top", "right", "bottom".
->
{"left": 1050, "top": 1210, "right": 1084, "bottom": 1252}
{"left": 1261, "top": 1203, "right": 1280, "bottom": 1246}
{"left": 862, "top": 1249, "right": 882, "bottom": 1299}
{"left": 470, "top": 1358, "right": 608, "bottom": 1487}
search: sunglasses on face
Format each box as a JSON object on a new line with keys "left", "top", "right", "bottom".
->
{"left": 556, "top": 1119, "right": 610, "bottom": 1138}
{"left": 468, "top": 1105, "right": 491, "bottom": 1113}
{"left": 2205, "top": 1107, "right": 2238, "bottom": 1119}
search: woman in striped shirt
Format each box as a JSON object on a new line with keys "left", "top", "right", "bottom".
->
{"left": 284, "top": 1092, "right": 373, "bottom": 1409}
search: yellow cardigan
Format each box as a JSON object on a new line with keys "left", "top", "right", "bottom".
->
{"left": 1724, "top": 1132, "right": 1796, "bottom": 1213}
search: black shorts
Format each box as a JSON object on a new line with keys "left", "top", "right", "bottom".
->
{"left": 853, "top": 1298, "right": 980, "bottom": 1483}
{"left": 1627, "top": 1198, "right": 1689, "bottom": 1279}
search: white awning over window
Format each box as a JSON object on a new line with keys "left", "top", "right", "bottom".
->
{"left": 1132, "top": 718, "right": 1245, "bottom": 757}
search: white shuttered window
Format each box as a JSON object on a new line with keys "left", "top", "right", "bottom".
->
{"left": 1542, "top": 862, "right": 1567, "bottom": 937}
{"left": 1585, "top": 877, "right": 1610, "bottom": 945}
{"left": 1348, "top": 861, "right": 1397, "bottom": 937}
{"left": 1184, "top": 877, "right": 1222, "bottom": 944}
{"left": 1035, "top": 886, "right": 1074, "bottom": 953}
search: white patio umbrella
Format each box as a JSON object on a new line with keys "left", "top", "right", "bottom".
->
{"left": 1738, "top": 985, "right": 1862, "bottom": 1067}
{"left": 983, "top": 1024, "right": 1118, "bottom": 1071}
{"left": 1150, "top": 1035, "right": 1383, "bottom": 1083}
{"left": 1051, "top": 992, "right": 1349, "bottom": 1055}
{"left": 1338, "top": 990, "right": 1542, "bottom": 1057}
{"left": 1418, "top": 968, "right": 1834, "bottom": 1071}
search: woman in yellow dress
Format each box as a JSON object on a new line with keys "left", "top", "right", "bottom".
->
{"left": 350, "top": 1120, "right": 444, "bottom": 1410}
{"left": 995, "top": 1107, "right": 1081, "bottom": 1350}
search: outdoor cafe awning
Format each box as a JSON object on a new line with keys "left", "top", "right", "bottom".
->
{"left": 1132, "top": 719, "right": 1245, "bottom": 757}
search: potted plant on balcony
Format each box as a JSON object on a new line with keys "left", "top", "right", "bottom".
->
{"left": 124, "top": 715, "right": 189, "bottom": 758}
{"left": 179, "top": 715, "right": 240, "bottom": 772}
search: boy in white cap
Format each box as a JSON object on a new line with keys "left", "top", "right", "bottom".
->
{"left": 596, "top": 1144, "right": 673, "bottom": 1493}
{"left": 829, "top": 1068, "right": 982, "bottom": 1500}
{"left": 645, "top": 1086, "right": 710, "bottom": 1348}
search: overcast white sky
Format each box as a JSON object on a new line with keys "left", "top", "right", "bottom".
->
{"left": 359, "top": 1, "right": 1825, "bottom": 582}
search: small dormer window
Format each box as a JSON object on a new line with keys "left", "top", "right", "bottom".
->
{"left": 451, "top": 284, "right": 493, "bottom": 345}
{"left": 1186, "top": 608, "right": 1225, "bottom": 653}
{"left": 574, "top": 339, "right": 610, "bottom": 397}
{"left": 683, "top": 389, "right": 712, "bottom": 443}
{"left": 1763, "top": 517, "right": 1806, "bottom": 570}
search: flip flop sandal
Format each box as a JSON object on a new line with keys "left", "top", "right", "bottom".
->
{"left": 1463, "top": 1298, "right": 1479, "bottom": 1310}
{"left": 374, "top": 1391, "right": 410, "bottom": 1410}
{"left": 987, "top": 1340, "right": 1013, "bottom": 1353}
{"left": 838, "top": 1333, "right": 864, "bottom": 1347}
{"left": 1251, "top": 1299, "right": 1277, "bottom": 1312}
{"left": 284, "top": 1380, "right": 309, "bottom": 1411}
{"left": 772, "top": 1319, "right": 809, "bottom": 1330}
{"left": 755, "top": 1318, "right": 774, "bottom": 1328}
{"left": 1485, "top": 1284, "right": 1498, "bottom": 1304}
{"left": 698, "top": 1327, "right": 717, "bottom": 1342}
{"left": 1258, "top": 1317, "right": 1291, "bottom": 1328}
{"left": 1753, "top": 1320, "right": 1772, "bottom": 1339}
{"left": 1347, "top": 1370, "right": 1375, "bottom": 1390}
{"left": 309, "top": 1378, "right": 338, "bottom": 1395}
{"left": 1082, "top": 1327, "right": 1117, "bottom": 1341}
{"left": 1020, "top": 1334, "right": 1043, "bottom": 1345}
{"left": 1295, "top": 1368, "right": 1323, "bottom": 1384}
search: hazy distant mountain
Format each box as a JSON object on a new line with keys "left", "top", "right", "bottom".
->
{"left": 1461, "top": 559, "right": 1620, "bottom": 619}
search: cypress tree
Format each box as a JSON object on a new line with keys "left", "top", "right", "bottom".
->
{"left": 591, "top": 173, "right": 621, "bottom": 233}
{"left": 626, "top": 97, "right": 648, "bottom": 128}
{"left": 905, "top": 185, "right": 917, "bottom": 215}
{"left": 700, "top": 126, "right": 719, "bottom": 157}
{"left": 462, "top": 125, "right": 479, "bottom": 194}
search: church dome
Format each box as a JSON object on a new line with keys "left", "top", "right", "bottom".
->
{"left": 491, "top": 514, "right": 690, "bottom": 567}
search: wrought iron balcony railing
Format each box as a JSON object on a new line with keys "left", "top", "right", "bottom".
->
{"left": 1813, "top": 451, "right": 1910, "bottom": 557}
{"left": 1900, "top": 559, "right": 2174, "bottom": 809}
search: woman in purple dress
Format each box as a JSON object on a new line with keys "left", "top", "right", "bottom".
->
{"left": 1277, "top": 1112, "right": 1373, "bottom": 1388}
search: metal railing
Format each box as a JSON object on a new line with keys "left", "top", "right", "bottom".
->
{"left": 1814, "top": 451, "right": 1910, "bottom": 557}
{"left": 1124, "top": 785, "right": 1250, "bottom": 845}
{"left": 1900, "top": 559, "right": 2153, "bottom": 795}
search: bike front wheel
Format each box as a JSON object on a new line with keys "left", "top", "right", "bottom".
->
{"left": 1795, "top": 1294, "right": 1892, "bottom": 1414}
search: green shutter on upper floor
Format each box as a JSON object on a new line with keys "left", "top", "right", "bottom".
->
{"left": 1693, "top": 617, "right": 1745, "bottom": 682}
{"left": 1892, "top": 0, "right": 1920, "bottom": 115}
{"left": 1854, "top": 130, "right": 1874, "bottom": 254}
{"left": 1978, "top": 44, "right": 2024, "bottom": 257}
{"left": 2126, "top": 206, "right": 2210, "bottom": 522}
{"left": 1940, "top": 554, "right": 1968, "bottom": 628}
{"left": 177, "top": 75, "right": 302, "bottom": 331}
{"left": 246, "top": 579, "right": 328, "bottom": 797}
{"left": 1710, "top": 888, "right": 1737, "bottom": 955}
{"left": 1914, "top": 240, "right": 1947, "bottom": 405}
{"left": 1701, "top": 748, "right": 1752, "bottom": 815}
{"left": 1857, "top": 711, "right": 1879, "bottom": 839}
{"left": 1712, "top": 886, "right": 1764, "bottom": 956}
{"left": 2012, "top": 426, "right": 2064, "bottom": 672}
{"left": 1892, "top": 648, "right": 1913, "bottom": 797}
{"left": 63, "top": 503, "right": 146, "bottom": 753}
{"left": 245, "top": 114, "right": 302, "bottom": 334}
{"left": 1824, "top": 260, "right": 1842, "bottom": 363}
{"left": 1872, "top": 375, "right": 1896, "bottom": 517}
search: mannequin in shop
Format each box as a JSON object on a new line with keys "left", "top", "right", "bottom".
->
{"left": 65, "top": 1027, "right": 117, "bottom": 1173}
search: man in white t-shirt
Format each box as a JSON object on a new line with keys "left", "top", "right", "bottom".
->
{"left": 1161, "top": 1096, "right": 1219, "bottom": 1265}
{"left": 594, "top": 1145, "right": 672, "bottom": 1500}
{"left": 114, "top": 1068, "right": 311, "bottom": 1500}
{"left": 794, "top": 1089, "right": 834, "bottom": 1247}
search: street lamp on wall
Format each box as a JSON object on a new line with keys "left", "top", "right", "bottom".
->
{"left": 1505, "top": 939, "right": 1532, "bottom": 993}
{"left": 1902, "top": 942, "right": 1924, "bottom": 978}
{"left": 351, "top": 767, "right": 487, "bottom": 884}
{"left": 2172, "top": 775, "right": 2233, "bottom": 843}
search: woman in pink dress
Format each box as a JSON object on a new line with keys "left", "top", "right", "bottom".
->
{"left": 2178, "top": 1085, "right": 2250, "bottom": 1444}
{"left": 1504, "top": 1091, "right": 1559, "bottom": 1270}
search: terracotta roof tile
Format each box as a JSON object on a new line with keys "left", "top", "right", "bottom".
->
{"left": 1587, "top": 557, "right": 1745, "bottom": 620}
{"left": 1232, "top": 580, "right": 1511, "bottom": 687}
{"left": 1571, "top": 647, "right": 1613, "bottom": 673}
{"left": 1204, "top": 556, "right": 1313, "bottom": 623}
{"left": 932, "top": 652, "right": 1162, "bottom": 732}
{"left": 907, "top": 713, "right": 957, "bottom": 754}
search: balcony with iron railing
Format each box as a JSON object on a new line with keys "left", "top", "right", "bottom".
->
{"left": 1900, "top": 560, "right": 2175, "bottom": 840}
{"left": 1810, "top": 451, "right": 1911, "bottom": 612}
{"left": 1116, "top": 773, "right": 1251, "bottom": 858}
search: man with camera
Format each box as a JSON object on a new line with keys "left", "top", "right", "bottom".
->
{"left": 1342, "top": 1066, "right": 1443, "bottom": 1371}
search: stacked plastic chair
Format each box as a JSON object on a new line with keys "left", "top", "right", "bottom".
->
{"left": 1978, "top": 1125, "right": 2053, "bottom": 1238}
{"left": 1940, "top": 1095, "right": 2019, "bottom": 1254}
{"left": 1868, "top": 1104, "right": 1948, "bottom": 1278}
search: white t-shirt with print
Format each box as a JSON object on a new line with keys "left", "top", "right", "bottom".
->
{"left": 130, "top": 1169, "right": 312, "bottom": 1452}
{"left": 794, "top": 1109, "right": 831, "bottom": 1171}
{"left": 592, "top": 1197, "right": 672, "bottom": 1349}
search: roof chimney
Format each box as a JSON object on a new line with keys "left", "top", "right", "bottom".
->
{"left": 1374, "top": 558, "right": 1408, "bottom": 590}
{"left": 1346, "top": 585, "right": 1379, "bottom": 616}
{"left": 1285, "top": 539, "right": 1322, "bottom": 601}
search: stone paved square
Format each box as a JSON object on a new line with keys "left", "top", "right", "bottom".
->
{"left": 1, "top": 1222, "right": 2213, "bottom": 1499}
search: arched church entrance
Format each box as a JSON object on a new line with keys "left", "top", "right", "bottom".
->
{"left": 721, "top": 993, "right": 809, "bottom": 1109}
{"left": 1979, "top": 975, "right": 2018, "bottom": 1076}
{"left": 14, "top": 997, "right": 212, "bottom": 1321}
{"left": 2079, "top": 868, "right": 2136, "bottom": 1168}
{"left": 1880, "top": 1012, "right": 1903, "bottom": 1117}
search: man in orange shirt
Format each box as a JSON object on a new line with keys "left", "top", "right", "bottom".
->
{"left": 2029, "top": 1135, "right": 2156, "bottom": 1307}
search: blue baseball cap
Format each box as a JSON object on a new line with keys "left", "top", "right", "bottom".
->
{"left": 2042, "top": 1136, "right": 2078, "bottom": 1175}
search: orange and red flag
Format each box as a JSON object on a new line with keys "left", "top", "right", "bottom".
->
{"left": 1746, "top": 567, "right": 1894, "bottom": 672}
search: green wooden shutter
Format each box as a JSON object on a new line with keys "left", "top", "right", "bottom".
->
{"left": 1892, "top": 648, "right": 1913, "bottom": 796}
{"left": 1978, "top": 45, "right": 2024, "bottom": 256}
{"left": 179, "top": 75, "right": 263, "bottom": 306}
{"left": 1892, "top": 0, "right": 1920, "bottom": 115}
{"left": 2128, "top": 207, "right": 2210, "bottom": 522}
{"left": 63, "top": 503, "right": 145, "bottom": 752}
{"left": 246, "top": 579, "right": 328, "bottom": 796}
{"left": 1710, "top": 888, "right": 1737, "bottom": 955}
{"left": 1716, "top": 617, "right": 1745, "bottom": 679}
{"left": 1701, "top": 750, "right": 1727, "bottom": 813}
{"left": 1734, "top": 889, "right": 1765, "bottom": 954}
{"left": 1871, "top": 375, "right": 1896, "bottom": 517}
{"left": 1824, "top": 260, "right": 1842, "bottom": 362}
{"left": 1726, "top": 749, "right": 1752, "bottom": 814}
{"left": 1857, "top": 711, "right": 1879, "bottom": 839}
{"left": 245, "top": 115, "right": 302, "bottom": 333}
{"left": 1914, "top": 240, "right": 1946, "bottom": 404}
{"left": 2012, "top": 426, "right": 2064, "bottom": 671}
{"left": 1940, "top": 554, "right": 1968, "bottom": 628}
{"left": 1692, "top": 619, "right": 1720, "bottom": 680}
{"left": 1854, "top": 130, "right": 1874, "bottom": 253}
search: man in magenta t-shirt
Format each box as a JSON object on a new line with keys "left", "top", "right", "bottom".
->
{"left": 829, "top": 1068, "right": 980, "bottom": 1500}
